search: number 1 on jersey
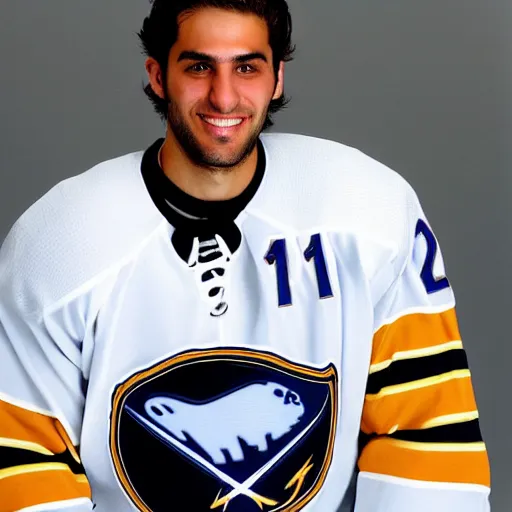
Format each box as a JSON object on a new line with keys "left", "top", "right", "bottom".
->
{"left": 304, "top": 233, "right": 334, "bottom": 299}
{"left": 265, "top": 239, "right": 292, "bottom": 307}
{"left": 265, "top": 234, "right": 333, "bottom": 307}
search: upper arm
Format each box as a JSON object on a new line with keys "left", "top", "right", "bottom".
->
{"left": 355, "top": 188, "right": 490, "bottom": 511}
{"left": 0, "top": 222, "right": 93, "bottom": 512}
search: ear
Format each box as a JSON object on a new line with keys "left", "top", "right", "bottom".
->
{"left": 272, "top": 61, "right": 285, "bottom": 100}
{"left": 145, "top": 57, "right": 166, "bottom": 100}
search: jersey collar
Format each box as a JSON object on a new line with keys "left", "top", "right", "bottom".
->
{"left": 140, "top": 137, "right": 266, "bottom": 260}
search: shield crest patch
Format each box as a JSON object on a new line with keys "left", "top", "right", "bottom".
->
{"left": 110, "top": 348, "right": 338, "bottom": 511}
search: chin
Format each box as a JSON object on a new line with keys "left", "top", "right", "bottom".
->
{"left": 197, "top": 139, "right": 256, "bottom": 168}
{"left": 200, "top": 152, "right": 247, "bottom": 169}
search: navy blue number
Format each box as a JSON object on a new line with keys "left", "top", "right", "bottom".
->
{"left": 304, "top": 233, "right": 334, "bottom": 299}
{"left": 415, "top": 219, "right": 450, "bottom": 293}
{"left": 266, "top": 234, "right": 334, "bottom": 307}
{"left": 265, "top": 239, "right": 292, "bottom": 307}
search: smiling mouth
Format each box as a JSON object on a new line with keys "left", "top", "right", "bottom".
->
{"left": 199, "top": 115, "right": 246, "bottom": 128}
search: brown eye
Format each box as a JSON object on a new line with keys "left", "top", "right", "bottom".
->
{"left": 189, "top": 63, "right": 210, "bottom": 73}
{"left": 238, "top": 64, "right": 255, "bottom": 74}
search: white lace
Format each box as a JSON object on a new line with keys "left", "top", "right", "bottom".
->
{"left": 187, "top": 234, "right": 232, "bottom": 317}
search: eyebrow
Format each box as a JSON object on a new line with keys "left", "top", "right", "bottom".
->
{"left": 177, "top": 51, "right": 268, "bottom": 64}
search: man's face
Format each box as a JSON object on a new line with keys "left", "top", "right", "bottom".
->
{"left": 158, "top": 8, "right": 283, "bottom": 169}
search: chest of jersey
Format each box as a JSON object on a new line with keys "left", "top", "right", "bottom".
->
{"left": 79, "top": 223, "right": 374, "bottom": 511}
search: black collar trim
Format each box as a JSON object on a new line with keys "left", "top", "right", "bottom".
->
{"left": 141, "top": 137, "right": 266, "bottom": 227}
{"left": 140, "top": 137, "right": 265, "bottom": 260}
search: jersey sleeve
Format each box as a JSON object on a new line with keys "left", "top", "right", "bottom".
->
{"left": 354, "top": 188, "right": 491, "bottom": 511}
{"left": 0, "top": 220, "right": 94, "bottom": 511}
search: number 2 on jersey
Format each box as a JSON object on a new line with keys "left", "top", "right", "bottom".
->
{"left": 265, "top": 234, "right": 333, "bottom": 307}
{"left": 415, "top": 219, "right": 450, "bottom": 294}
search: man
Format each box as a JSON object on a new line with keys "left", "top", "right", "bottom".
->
{"left": 0, "top": 0, "right": 491, "bottom": 511}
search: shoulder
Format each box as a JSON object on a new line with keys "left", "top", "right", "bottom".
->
{"left": 0, "top": 150, "right": 163, "bottom": 313}
{"left": 257, "top": 132, "right": 420, "bottom": 243}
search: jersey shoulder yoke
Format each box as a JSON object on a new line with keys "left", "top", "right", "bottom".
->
{"left": 0, "top": 150, "right": 162, "bottom": 313}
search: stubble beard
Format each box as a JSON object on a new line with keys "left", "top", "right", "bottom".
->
{"left": 166, "top": 96, "right": 267, "bottom": 172}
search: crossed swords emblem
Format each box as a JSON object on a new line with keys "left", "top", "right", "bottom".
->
{"left": 126, "top": 395, "right": 328, "bottom": 510}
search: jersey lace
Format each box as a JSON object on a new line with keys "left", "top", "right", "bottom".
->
{"left": 187, "top": 234, "right": 232, "bottom": 317}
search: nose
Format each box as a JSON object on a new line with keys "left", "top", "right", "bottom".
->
{"left": 208, "top": 68, "right": 240, "bottom": 114}
{"left": 284, "top": 391, "right": 300, "bottom": 406}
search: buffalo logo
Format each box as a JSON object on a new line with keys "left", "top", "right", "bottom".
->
{"left": 141, "top": 383, "right": 305, "bottom": 465}
{"left": 110, "top": 348, "right": 338, "bottom": 511}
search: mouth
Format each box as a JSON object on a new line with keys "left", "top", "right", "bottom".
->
{"left": 198, "top": 114, "right": 249, "bottom": 138}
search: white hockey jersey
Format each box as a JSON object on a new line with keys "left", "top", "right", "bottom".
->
{"left": 0, "top": 133, "right": 490, "bottom": 511}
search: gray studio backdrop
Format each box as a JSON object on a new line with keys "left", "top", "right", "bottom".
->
{"left": 0, "top": 0, "right": 509, "bottom": 510}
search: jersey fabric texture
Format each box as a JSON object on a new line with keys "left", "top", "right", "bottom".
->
{"left": 0, "top": 133, "right": 491, "bottom": 511}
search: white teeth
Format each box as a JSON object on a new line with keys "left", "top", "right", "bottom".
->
{"left": 203, "top": 117, "right": 243, "bottom": 128}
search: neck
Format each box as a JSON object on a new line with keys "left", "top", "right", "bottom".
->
{"left": 159, "top": 131, "right": 259, "bottom": 202}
